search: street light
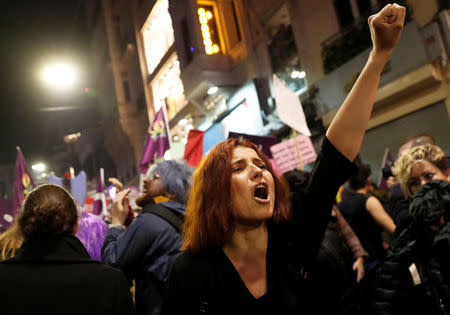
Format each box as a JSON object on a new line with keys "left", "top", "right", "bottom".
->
{"left": 207, "top": 86, "right": 218, "bottom": 95}
{"left": 32, "top": 163, "right": 46, "bottom": 172}
{"left": 41, "top": 62, "right": 78, "bottom": 89}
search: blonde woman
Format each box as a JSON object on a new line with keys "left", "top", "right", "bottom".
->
{"left": 393, "top": 144, "right": 450, "bottom": 196}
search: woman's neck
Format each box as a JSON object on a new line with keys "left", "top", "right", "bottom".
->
{"left": 223, "top": 222, "right": 268, "bottom": 260}
{"left": 223, "top": 222, "right": 268, "bottom": 298}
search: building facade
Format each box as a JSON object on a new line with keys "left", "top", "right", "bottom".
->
{"left": 93, "top": 0, "right": 449, "bottom": 183}
{"left": 82, "top": 0, "right": 149, "bottom": 186}
{"left": 297, "top": 0, "right": 450, "bottom": 180}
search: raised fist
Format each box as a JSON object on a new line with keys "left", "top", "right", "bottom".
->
{"left": 368, "top": 3, "right": 406, "bottom": 58}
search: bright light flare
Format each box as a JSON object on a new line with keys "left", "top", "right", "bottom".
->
{"left": 291, "top": 70, "right": 306, "bottom": 79}
{"left": 32, "top": 163, "right": 46, "bottom": 172}
{"left": 42, "top": 63, "right": 77, "bottom": 88}
{"left": 178, "top": 118, "right": 188, "bottom": 126}
{"left": 207, "top": 86, "right": 218, "bottom": 95}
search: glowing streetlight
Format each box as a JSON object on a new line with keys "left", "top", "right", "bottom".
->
{"left": 32, "top": 163, "right": 46, "bottom": 172}
{"left": 291, "top": 70, "right": 306, "bottom": 79}
{"left": 41, "top": 62, "right": 78, "bottom": 88}
{"left": 207, "top": 86, "right": 218, "bottom": 95}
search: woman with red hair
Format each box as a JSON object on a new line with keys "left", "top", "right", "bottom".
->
{"left": 165, "top": 4, "right": 406, "bottom": 314}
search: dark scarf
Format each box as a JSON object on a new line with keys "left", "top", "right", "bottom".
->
{"left": 375, "top": 180, "right": 450, "bottom": 314}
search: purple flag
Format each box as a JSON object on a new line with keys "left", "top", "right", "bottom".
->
{"left": 13, "top": 147, "right": 35, "bottom": 214}
{"left": 140, "top": 107, "right": 170, "bottom": 174}
{"left": 93, "top": 168, "right": 106, "bottom": 217}
{"left": 0, "top": 198, "right": 14, "bottom": 233}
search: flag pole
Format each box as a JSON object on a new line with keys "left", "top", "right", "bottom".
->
{"left": 292, "top": 129, "right": 304, "bottom": 171}
{"left": 160, "top": 104, "right": 172, "bottom": 147}
{"left": 100, "top": 168, "right": 107, "bottom": 218}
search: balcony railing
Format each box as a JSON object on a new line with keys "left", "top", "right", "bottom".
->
{"left": 321, "top": 0, "right": 411, "bottom": 74}
{"left": 321, "top": 16, "right": 371, "bottom": 74}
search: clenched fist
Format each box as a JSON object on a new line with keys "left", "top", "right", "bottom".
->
{"left": 368, "top": 3, "right": 406, "bottom": 60}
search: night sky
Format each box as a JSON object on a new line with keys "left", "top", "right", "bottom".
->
{"left": 1, "top": 1, "right": 95, "bottom": 169}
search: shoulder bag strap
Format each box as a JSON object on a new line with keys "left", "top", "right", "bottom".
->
{"left": 144, "top": 203, "right": 183, "bottom": 232}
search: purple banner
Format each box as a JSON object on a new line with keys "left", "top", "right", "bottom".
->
{"left": 140, "top": 107, "right": 170, "bottom": 174}
{"left": 13, "top": 147, "right": 35, "bottom": 214}
{"left": 0, "top": 198, "right": 13, "bottom": 233}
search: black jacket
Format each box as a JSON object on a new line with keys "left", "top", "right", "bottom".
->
{"left": 164, "top": 137, "right": 355, "bottom": 315}
{"left": 0, "top": 234, "right": 136, "bottom": 315}
{"left": 375, "top": 181, "right": 450, "bottom": 314}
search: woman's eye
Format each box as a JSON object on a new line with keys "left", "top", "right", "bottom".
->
{"left": 425, "top": 172, "right": 435, "bottom": 180}
{"left": 232, "top": 167, "right": 242, "bottom": 172}
{"left": 258, "top": 164, "right": 267, "bottom": 170}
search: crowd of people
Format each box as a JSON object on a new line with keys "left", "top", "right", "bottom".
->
{"left": 1, "top": 4, "right": 449, "bottom": 314}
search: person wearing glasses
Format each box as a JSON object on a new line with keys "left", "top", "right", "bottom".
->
{"left": 102, "top": 160, "right": 194, "bottom": 315}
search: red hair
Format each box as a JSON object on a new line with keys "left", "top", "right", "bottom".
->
{"left": 182, "top": 138, "right": 291, "bottom": 252}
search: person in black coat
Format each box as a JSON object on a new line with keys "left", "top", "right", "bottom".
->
{"left": 0, "top": 184, "right": 136, "bottom": 315}
{"left": 375, "top": 144, "right": 450, "bottom": 314}
{"left": 164, "top": 4, "right": 406, "bottom": 314}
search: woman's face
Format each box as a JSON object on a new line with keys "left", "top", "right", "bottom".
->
{"left": 407, "top": 160, "right": 450, "bottom": 195}
{"left": 229, "top": 146, "right": 275, "bottom": 227}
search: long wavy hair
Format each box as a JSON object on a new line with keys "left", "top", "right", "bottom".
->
{"left": 182, "top": 138, "right": 291, "bottom": 252}
{"left": 0, "top": 222, "right": 23, "bottom": 260}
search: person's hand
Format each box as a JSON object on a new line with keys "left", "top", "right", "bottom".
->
{"left": 352, "top": 257, "right": 365, "bottom": 283}
{"left": 110, "top": 188, "right": 130, "bottom": 225}
{"left": 109, "top": 177, "right": 124, "bottom": 192}
{"left": 368, "top": 3, "right": 406, "bottom": 61}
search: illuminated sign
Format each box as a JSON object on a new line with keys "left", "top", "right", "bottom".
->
{"left": 198, "top": 6, "right": 220, "bottom": 55}
{"left": 142, "top": 0, "right": 175, "bottom": 74}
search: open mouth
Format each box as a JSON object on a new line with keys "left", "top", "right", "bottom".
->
{"left": 253, "top": 183, "right": 269, "bottom": 203}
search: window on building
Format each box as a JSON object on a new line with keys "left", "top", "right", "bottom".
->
{"left": 150, "top": 54, "right": 188, "bottom": 120}
{"left": 222, "top": 1, "right": 242, "bottom": 49}
{"left": 122, "top": 80, "right": 131, "bottom": 102}
{"left": 334, "top": 0, "right": 354, "bottom": 28}
{"left": 141, "top": 0, "right": 175, "bottom": 74}
{"left": 357, "top": 0, "right": 371, "bottom": 15}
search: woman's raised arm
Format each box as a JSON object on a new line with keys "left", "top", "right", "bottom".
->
{"left": 326, "top": 3, "right": 406, "bottom": 161}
